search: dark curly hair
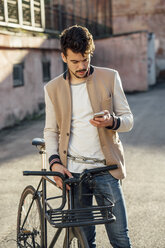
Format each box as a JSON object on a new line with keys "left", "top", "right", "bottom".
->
{"left": 59, "top": 25, "right": 95, "bottom": 57}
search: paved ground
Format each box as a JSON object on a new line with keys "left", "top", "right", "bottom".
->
{"left": 0, "top": 81, "right": 165, "bottom": 248}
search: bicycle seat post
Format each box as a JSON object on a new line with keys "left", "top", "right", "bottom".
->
{"left": 40, "top": 147, "right": 47, "bottom": 170}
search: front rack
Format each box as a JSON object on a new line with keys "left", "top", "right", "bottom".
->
{"left": 46, "top": 204, "right": 116, "bottom": 228}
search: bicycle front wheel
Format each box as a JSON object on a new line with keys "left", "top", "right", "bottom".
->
{"left": 63, "top": 227, "right": 89, "bottom": 248}
{"left": 17, "top": 185, "right": 44, "bottom": 248}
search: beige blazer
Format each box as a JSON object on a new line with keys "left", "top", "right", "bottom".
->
{"left": 44, "top": 66, "right": 133, "bottom": 179}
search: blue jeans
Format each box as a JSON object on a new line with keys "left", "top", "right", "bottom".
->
{"left": 72, "top": 172, "right": 132, "bottom": 248}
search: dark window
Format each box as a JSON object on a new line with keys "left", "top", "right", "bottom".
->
{"left": 42, "top": 61, "right": 51, "bottom": 82}
{"left": 13, "top": 63, "right": 24, "bottom": 87}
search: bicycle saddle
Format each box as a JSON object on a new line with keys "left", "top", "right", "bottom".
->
{"left": 32, "top": 138, "right": 45, "bottom": 147}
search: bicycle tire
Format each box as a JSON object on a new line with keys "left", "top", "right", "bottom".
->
{"left": 63, "top": 227, "right": 89, "bottom": 248}
{"left": 17, "top": 185, "right": 44, "bottom": 248}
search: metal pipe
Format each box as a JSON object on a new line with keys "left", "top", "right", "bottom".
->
{"left": 18, "top": 0, "right": 23, "bottom": 26}
{"left": 41, "top": 148, "right": 47, "bottom": 170}
{"left": 4, "top": 0, "right": 8, "bottom": 23}
{"left": 30, "top": 0, "right": 35, "bottom": 27}
{"left": 40, "top": 0, "right": 45, "bottom": 29}
{"left": 109, "top": 0, "right": 113, "bottom": 34}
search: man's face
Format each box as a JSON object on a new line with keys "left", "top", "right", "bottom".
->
{"left": 61, "top": 49, "right": 91, "bottom": 79}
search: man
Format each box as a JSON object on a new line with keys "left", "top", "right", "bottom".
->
{"left": 44, "top": 25, "right": 133, "bottom": 248}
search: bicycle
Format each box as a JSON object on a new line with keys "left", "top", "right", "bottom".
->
{"left": 17, "top": 138, "right": 118, "bottom": 248}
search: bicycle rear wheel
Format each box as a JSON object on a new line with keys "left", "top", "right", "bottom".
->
{"left": 63, "top": 227, "right": 89, "bottom": 248}
{"left": 17, "top": 185, "right": 44, "bottom": 248}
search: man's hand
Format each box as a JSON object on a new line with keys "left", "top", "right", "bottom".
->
{"left": 51, "top": 163, "right": 73, "bottom": 190}
{"left": 90, "top": 110, "right": 113, "bottom": 128}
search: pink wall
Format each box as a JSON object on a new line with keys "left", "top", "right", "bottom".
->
{"left": 92, "top": 32, "right": 148, "bottom": 92}
{"left": 0, "top": 34, "right": 63, "bottom": 129}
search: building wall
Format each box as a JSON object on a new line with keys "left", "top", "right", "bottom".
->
{"left": 52, "top": 0, "right": 165, "bottom": 78}
{"left": 0, "top": 34, "right": 63, "bottom": 130}
{"left": 52, "top": 0, "right": 112, "bottom": 28}
{"left": 112, "top": 0, "right": 165, "bottom": 78}
{"left": 92, "top": 32, "right": 148, "bottom": 92}
{"left": 0, "top": 30, "right": 149, "bottom": 129}
{"left": 1, "top": 0, "right": 162, "bottom": 130}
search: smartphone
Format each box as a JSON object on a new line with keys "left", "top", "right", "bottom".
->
{"left": 93, "top": 111, "right": 105, "bottom": 119}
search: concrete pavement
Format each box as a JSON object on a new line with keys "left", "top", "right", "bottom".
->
{"left": 0, "top": 81, "right": 165, "bottom": 247}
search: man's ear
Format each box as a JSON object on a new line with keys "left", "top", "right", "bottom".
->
{"left": 61, "top": 53, "right": 67, "bottom": 63}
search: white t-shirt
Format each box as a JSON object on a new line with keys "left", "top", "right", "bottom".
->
{"left": 68, "top": 82, "right": 106, "bottom": 173}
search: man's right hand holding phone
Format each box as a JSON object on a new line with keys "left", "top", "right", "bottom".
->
{"left": 90, "top": 110, "right": 114, "bottom": 128}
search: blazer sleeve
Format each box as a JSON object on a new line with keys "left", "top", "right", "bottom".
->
{"left": 113, "top": 71, "right": 134, "bottom": 132}
{"left": 43, "top": 86, "right": 60, "bottom": 161}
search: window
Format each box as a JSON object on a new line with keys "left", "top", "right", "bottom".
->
{"left": 13, "top": 63, "right": 24, "bottom": 87}
{"left": 42, "top": 61, "right": 51, "bottom": 83}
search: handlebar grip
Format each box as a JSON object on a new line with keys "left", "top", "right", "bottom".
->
{"left": 82, "top": 164, "right": 118, "bottom": 175}
{"left": 79, "top": 164, "right": 118, "bottom": 181}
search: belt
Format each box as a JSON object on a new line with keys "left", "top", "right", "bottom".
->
{"left": 67, "top": 154, "right": 106, "bottom": 165}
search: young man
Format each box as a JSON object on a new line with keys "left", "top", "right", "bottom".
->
{"left": 44, "top": 25, "right": 133, "bottom": 248}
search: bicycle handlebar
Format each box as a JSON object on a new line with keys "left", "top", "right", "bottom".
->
{"left": 23, "top": 171, "right": 65, "bottom": 180}
{"left": 23, "top": 165, "right": 118, "bottom": 214}
{"left": 23, "top": 164, "right": 118, "bottom": 185}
